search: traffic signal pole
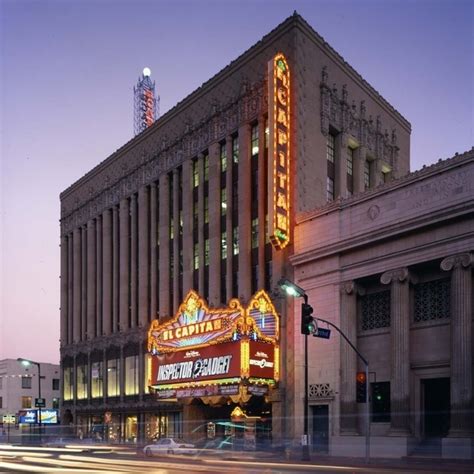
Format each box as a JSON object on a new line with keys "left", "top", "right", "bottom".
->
{"left": 302, "top": 295, "right": 310, "bottom": 461}
{"left": 315, "top": 317, "right": 370, "bottom": 463}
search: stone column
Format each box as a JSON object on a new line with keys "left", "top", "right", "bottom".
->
{"left": 87, "top": 220, "right": 96, "bottom": 340}
{"left": 441, "top": 253, "right": 473, "bottom": 436}
{"left": 81, "top": 226, "right": 87, "bottom": 341}
{"left": 73, "top": 228, "right": 82, "bottom": 343}
{"left": 354, "top": 145, "right": 366, "bottom": 194}
{"left": 182, "top": 162, "right": 193, "bottom": 296}
{"left": 340, "top": 281, "right": 363, "bottom": 434}
{"left": 112, "top": 206, "right": 120, "bottom": 333}
{"left": 158, "top": 174, "right": 170, "bottom": 318}
{"left": 257, "top": 118, "right": 266, "bottom": 288}
{"left": 381, "top": 268, "right": 413, "bottom": 435}
{"left": 102, "top": 209, "right": 113, "bottom": 335}
{"left": 60, "top": 234, "right": 68, "bottom": 346}
{"left": 96, "top": 216, "right": 103, "bottom": 337}
{"left": 67, "top": 234, "right": 74, "bottom": 344}
{"left": 225, "top": 137, "right": 233, "bottom": 301}
{"left": 130, "top": 194, "right": 138, "bottom": 327}
{"left": 238, "top": 123, "right": 251, "bottom": 300}
{"left": 103, "top": 348, "right": 108, "bottom": 404}
{"left": 119, "top": 198, "right": 130, "bottom": 332}
{"left": 197, "top": 154, "right": 205, "bottom": 296}
{"left": 208, "top": 142, "right": 221, "bottom": 306}
{"left": 149, "top": 183, "right": 158, "bottom": 321}
{"left": 173, "top": 170, "right": 180, "bottom": 310}
{"left": 138, "top": 187, "right": 150, "bottom": 327}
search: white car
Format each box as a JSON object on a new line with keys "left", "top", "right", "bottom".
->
{"left": 143, "top": 437, "right": 196, "bottom": 456}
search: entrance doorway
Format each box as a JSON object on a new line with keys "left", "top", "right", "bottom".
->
{"left": 311, "top": 405, "right": 329, "bottom": 453}
{"left": 422, "top": 378, "right": 450, "bottom": 437}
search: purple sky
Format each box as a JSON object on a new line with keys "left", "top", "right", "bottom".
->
{"left": 1, "top": 0, "right": 472, "bottom": 364}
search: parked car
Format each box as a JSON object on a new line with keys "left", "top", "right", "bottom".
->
{"left": 143, "top": 437, "right": 196, "bottom": 456}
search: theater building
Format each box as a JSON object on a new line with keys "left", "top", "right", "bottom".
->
{"left": 59, "top": 13, "right": 472, "bottom": 457}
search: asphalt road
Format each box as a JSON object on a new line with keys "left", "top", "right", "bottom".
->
{"left": 0, "top": 444, "right": 473, "bottom": 473}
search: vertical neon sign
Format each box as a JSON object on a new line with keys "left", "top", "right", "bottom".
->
{"left": 268, "top": 53, "right": 290, "bottom": 250}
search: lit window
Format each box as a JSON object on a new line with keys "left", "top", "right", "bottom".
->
{"left": 21, "top": 396, "right": 32, "bottom": 409}
{"left": 326, "top": 134, "right": 335, "bottom": 163}
{"left": 220, "top": 142, "right": 227, "bottom": 172}
{"left": 204, "top": 154, "right": 209, "bottom": 182}
{"left": 221, "top": 188, "right": 227, "bottom": 216}
{"left": 221, "top": 232, "right": 227, "bottom": 260}
{"left": 194, "top": 244, "right": 199, "bottom": 270}
{"left": 204, "top": 197, "right": 209, "bottom": 224}
{"left": 265, "top": 119, "right": 269, "bottom": 149}
{"left": 169, "top": 218, "right": 174, "bottom": 240}
{"left": 107, "top": 359, "right": 120, "bottom": 397}
{"left": 232, "top": 136, "right": 239, "bottom": 164}
{"left": 204, "top": 239, "right": 210, "bottom": 266}
{"left": 251, "top": 218, "right": 259, "bottom": 249}
{"left": 76, "top": 365, "right": 88, "bottom": 400}
{"left": 193, "top": 159, "right": 199, "bottom": 188}
{"left": 347, "top": 148, "right": 353, "bottom": 176}
{"left": 233, "top": 227, "right": 239, "bottom": 255}
{"left": 91, "top": 362, "right": 103, "bottom": 398}
{"left": 63, "top": 367, "right": 73, "bottom": 401}
{"left": 125, "top": 355, "right": 138, "bottom": 395}
{"left": 251, "top": 124, "right": 259, "bottom": 156}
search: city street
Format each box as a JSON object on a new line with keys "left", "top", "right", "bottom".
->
{"left": 1, "top": 444, "right": 473, "bottom": 473}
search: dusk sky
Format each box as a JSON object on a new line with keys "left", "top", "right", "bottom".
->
{"left": 1, "top": 0, "right": 472, "bottom": 364}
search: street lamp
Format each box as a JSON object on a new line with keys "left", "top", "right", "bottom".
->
{"left": 278, "top": 277, "right": 311, "bottom": 461}
{"left": 17, "top": 358, "right": 42, "bottom": 444}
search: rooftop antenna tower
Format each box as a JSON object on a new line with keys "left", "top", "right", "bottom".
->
{"left": 133, "top": 67, "right": 160, "bottom": 136}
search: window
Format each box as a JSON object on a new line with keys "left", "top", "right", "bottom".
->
{"left": 0, "top": 396, "right": 2, "bottom": 408}
{"left": 21, "top": 396, "right": 32, "bottom": 408}
{"left": 193, "top": 244, "right": 199, "bottom": 270}
{"left": 221, "top": 232, "right": 227, "bottom": 260}
{"left": 193, "top": 159, "right": 199, "bottom": 187}
{"left": 220, "top": 142, "right": 227, "bottom": 172}
{"left": 204, "top": 239, "right": 210, "bottom": 266}
{"left": 76, "top": 365, "right": 88, "bottom": 399}
{"left": 221, "top": 188, "right": 227, "bottom": 216}
{"left": 125, "top": 355, "right": 138, "bottom": 395}
{"left": 91, "top": 362, "right": 103, "bottom": 398}
{"left": 22, "top": 376, "right": 32, "bottom": 389}
{"left": 347, "top": 147, "right": 354, "bottom": 195}
{"left": 251, "top": 218, "right": 259, "bottom": 249}
{"left": 360, "top": 290, "right": 390, "bottom": 330}
{"left": 52, "top": 378, "right": 60, "bottom": 391}
{"left": 364, "top": 160, "right": 370, "bottom": 190}
{"left": 203, "top": 154, "right": 209, "bottom": 182}
{"left": 414, "top": 279, "right": 450, "bottom": 322}
{"left": 371, "top": 382, "right": 391, "bottom": 422}
{"left": 327, "top": 133, "right": 336, "bottom": 201}
{"left": 204, "top": 197, "right": 209, "bottom": 224}
{"left": 107, "top": 359, "right": 120, "bottom": 397}
{"left": 63, "top": 367, "right": 73, "bottom": 401}
{"left": 326, "top": 176, "right": 335, "bottom": 202}
{"left": 52, "top": 397, "right": 60, "bottom": 409}
{"left": 251, "top": 124, "right": 259, "bottom": 156}
{"left": 232, "top": 135, "right": 239, "bottom": 164}
{"left": 233, "top": 227, "right": 239, "bottom": 255}
{"left": 193, "top": 201, "right": 198, "bottom": 229}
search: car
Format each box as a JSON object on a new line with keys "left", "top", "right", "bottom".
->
{"left": 143, "top": 437, "right": 196, "bottom": 456}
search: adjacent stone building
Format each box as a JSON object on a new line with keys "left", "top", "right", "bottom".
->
{"left": 59, "top": 12, "right": 473, "bottom": 458}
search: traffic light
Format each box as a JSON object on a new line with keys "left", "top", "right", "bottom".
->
{"left": 301, "top": 303, "right": 314, "bottom": 335}
{"left": 356, "top": 371, "right": 367, "bottom": 403}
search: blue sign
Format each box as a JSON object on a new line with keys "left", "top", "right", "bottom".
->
{"left": 18, "top": 409, "right": 59, "bottom": 424}
{"left": 18, "top": 410, "right": 37, "bottom": 424}
{"left": 314, "top": 328, "right": 331, "bottom": 339}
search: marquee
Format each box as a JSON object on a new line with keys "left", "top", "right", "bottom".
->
{"left": 147, "top": 290, "right": 280, "bottom": 399}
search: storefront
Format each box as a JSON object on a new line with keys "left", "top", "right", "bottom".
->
{"left": 147, "top": 289, "right": 279, "bottom": 447}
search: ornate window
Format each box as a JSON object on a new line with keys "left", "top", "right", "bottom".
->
{"left": 414, "top": 278, "right": 450, "bottom": 323}
{"left": 360, "top": 290, "right": 390, "bottom": 330}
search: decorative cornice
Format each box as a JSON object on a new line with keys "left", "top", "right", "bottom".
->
{"left": 340, "top": 281, "right": 365, "bottom": 296}
{"left": 441, "top": 253, "right": 473, "bottom": 272}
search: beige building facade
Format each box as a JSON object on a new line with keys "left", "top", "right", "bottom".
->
{"left": 58, "top": 13, "right": 473, "bottom": 458}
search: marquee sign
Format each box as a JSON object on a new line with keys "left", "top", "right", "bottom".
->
{"left": 148, "top": 290, "right": 280, "bottom": 397}
{"left": 268, "top": 52, "right": 291, "bottom": 250}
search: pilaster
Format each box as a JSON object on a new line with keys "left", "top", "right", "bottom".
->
{"left": 119, "top": 198, "right": 130, "bottom": 332}
{"left": 73, "top": 227, "right": 82, "bottom": 343}
{"left": 87, "top": 220, "right": 96, "bottom": 340}
{"left": 96, "top": 216, "right": 103, "bottom": 337}
{"left": 102, "top": 209, "right": 113, "bottom": 335}
{"left": 60, "top": 235, "right": 68, "bottom": 346}
{"left": 81, "top": 225, "right": 87, "bottom": 341}
{"left": 158, "top": 174, "right": 170, "bottom": 318}
{"left": 149, "top": 183, "right": 158, "bottom": 321}
{"left": 138, "top": 186, "right": 150, "bottom": 327}
{"left": 182, "top": 162, "right": 193, "bottom": 296}
{"left": 130, "top": 193, "right": 138, "bottom": 327}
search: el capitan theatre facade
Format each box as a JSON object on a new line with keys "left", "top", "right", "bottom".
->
{"left": 147, "top": 290, "right": 280, "bottom": 442}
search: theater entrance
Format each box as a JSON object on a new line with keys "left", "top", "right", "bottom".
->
{"left": 422, "top": 378, "right": 450, "bottom": 438}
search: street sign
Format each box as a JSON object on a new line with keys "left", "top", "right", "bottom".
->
{"left": 35, "top": 397, "right": 46, "bottom": 408}
{"left": 314, "top": 328, "right": 331, "bottom": 339}
{"left": 2, "top": 414, "right": 16, "bottom": 424}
